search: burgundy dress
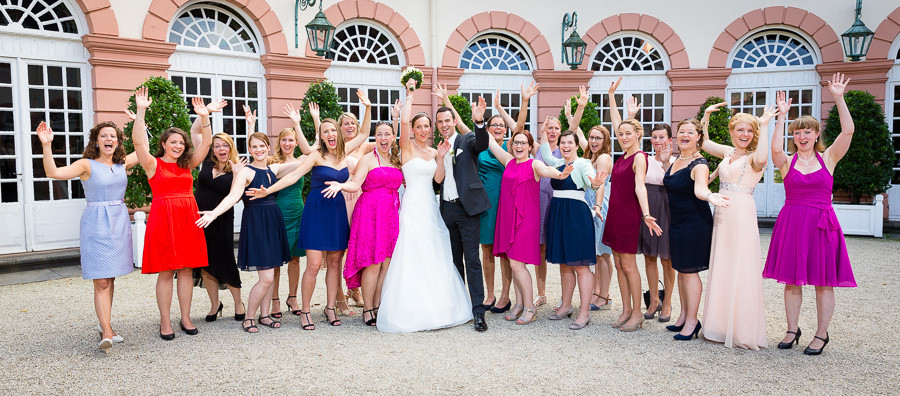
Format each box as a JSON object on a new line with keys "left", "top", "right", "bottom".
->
{"left": 493, "top": 159, "right": 540, "bottom": 265}
{"left": 343, "top": 154, "right": 404, "bottom": 289}
{"left": 602, "top": 151, "right": 646, "bottom": 254}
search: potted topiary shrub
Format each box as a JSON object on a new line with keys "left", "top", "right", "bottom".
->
{"left": 696, "top": 97, "right": 732, "bottom": 192}
{"left": 558, "top": 96, "right": 601, "bottom": 149}
{"left": 298, "top": 80, "right": 343, "bottom": 198}
{"left": 824, "top": 90, "right": 893, "bottom": 237}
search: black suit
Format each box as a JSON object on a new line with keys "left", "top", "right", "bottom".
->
{"left": 438, "top": 123, "right": 490, "bottom": 316}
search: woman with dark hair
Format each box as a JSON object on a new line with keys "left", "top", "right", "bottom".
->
{"left": 36, "top": 119, "right": 138, "bottom": 352}
{"left": 582, "top": 125, "right": 614, "bottom": 312}
{"left": 765, "top": 74, "right": 856, "bottom": 355}
{"left": 131, "top": 86, "right": 221, "bottom": 340}
{"left": 663, "top": 118, "right": 729, "bottom": 341}
{"left": 640, "top": 122, "right": 675, "bottom": 322}
{"left": 245, "top": 89, "right": 371, "bottom": 330}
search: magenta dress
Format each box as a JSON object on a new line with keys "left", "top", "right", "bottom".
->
{"left": 763, "top": 153, "right": 855, "bottom": 287}
{"left": 343, "top": 155, "right": 404, "bottom": 289}
{"left": 602, "top": 151, "right": 646, "bottom": 254}
{"left": 493, "top": 159, "right": 540, "bottom": 265}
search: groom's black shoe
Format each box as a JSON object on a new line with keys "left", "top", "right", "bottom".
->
{"left": 474, "top": 313, "right": 488, "bottom": 332}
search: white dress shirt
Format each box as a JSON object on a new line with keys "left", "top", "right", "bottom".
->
{"left": 443, "top": 132, "right": 459, "bottom": 201}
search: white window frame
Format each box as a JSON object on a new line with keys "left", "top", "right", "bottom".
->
{"left": 885, "top": 38, "right": 900, "bottom": 221}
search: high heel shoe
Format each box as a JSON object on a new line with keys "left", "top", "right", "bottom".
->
{"left": 206, "top": 302, "right": 223, "bottom": 322}
{"left": 99, "top": 338, "right": 113, "bottom": 353}
{"left": 674, "top": 321, "right": 702, "bottom": 340}
{"left": 643, "top": 302, "right": 662, "bottom": 319}
{"left": 270, "top": 298, "right": 282, "bottom": 319}
{"left": 504, "top": 305, "right": 524, "bottom": 321}
{"left": 335, "top": 299, "right": 356, "bottom": 316}
{"left": 347, "top": 289, "right": 365, "bottom": 307}
{"left": 234, "top": 302, "right": 246, "bottom": 322}
{"left": 547, "top": 307, "right": 574, "bottom": 320}
{"left": 95, "top": 324, "right": 124, "bottom": 343}
{"left": 619, "top": 317, "right": 645, "bottom": 332}
{"left": 589, "top": 294, "right": 612, "bottom": 311}
{"left": 179, "top": 320, "right": 199, "bottom": 335}
{"left": 777, "top": 328, "right": 802, "bottom": 349}
{"left": 324, "top": 307, "right": 341, "bottom": 326}
{"left": 490, "top": 301, "right": 512, "bottom": 314}
{"left": 803, "top": 333, "right": 829, "bottom": 355}
{"left": 569, "top": 317, "right": 591, "bottom": 330}
{"left": 516, "top": 307, "right": 537, "bottom": 325}
{"left": 286, "top": 295, "right": 302, "bottom": 316}
{"left": 666, "top": 323, "right": 684, "bottom": 332}
{"left": 299, "top": 311, "right": 315, "bottom": 330}
{"left": 533, "top": 295, "right": 547, "bottom": 307}
{"left": 363, "top": 309, "right": 377, "bottom": 326}
{"left": 258, "top": 315, "right": 281, "bottom": 328}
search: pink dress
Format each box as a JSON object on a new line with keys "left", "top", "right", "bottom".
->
{"left": 763, "top": 153, "right": 855, "bottom": 287}
{"left": 493, "top": 159, "right": 540, "bottom": 265}
{"left": 343, "top": 155, "right": 403, "bottom": 288}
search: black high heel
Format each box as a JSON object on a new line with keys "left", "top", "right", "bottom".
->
{"left": 673, "top": 321, "right": 701, "bottom": 341}
{"left": 363, "top": 309, "right": 377, "bottom": 326}
{"left": 179, "top": 320, "right": 199, "bottom": 335}
{"left": 206, "top": 302, "right": 223, "bottom": 322}
{"left": 803, "top": 333, "right": 829, "bottom": 355}
{"left": 324, "top": 307, "right": 341, "bottom": 326}
{"left": 234, "top": 302, "right": 246, "bottom": 322}
{"left": 299, "top": 311, "right": 315, "bottom": 330}
{"left": 286, "top": 295, "right": 302, "bottom": 316}
{"left": 778, "top": 328, "right": 802, "bottom": 349}
{"left": 270, "top": 298, "right": 282, "bottom": 319}
{"left": 490, "top": 301, "right": 512, "bottom": 313}
{"left": 666, "top": 323, "right": 684, "bottom": 332}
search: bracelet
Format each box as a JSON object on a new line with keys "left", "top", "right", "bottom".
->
{"left": 705, "top": 192, "right": 713, "bottom": 200}
{"left": 642, "top": 214, "right": 651, "bottom": 219}
{"left": 202, "top": 123, "right": 211, "bottom": 128}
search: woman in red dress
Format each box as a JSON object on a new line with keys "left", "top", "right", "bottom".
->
{"left": 132, "top": 86, "right": 223, "bottom": 340}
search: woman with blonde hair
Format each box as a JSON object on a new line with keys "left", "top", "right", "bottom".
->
{"left": 582, "top": 125, "right": 615, "bottom": 312}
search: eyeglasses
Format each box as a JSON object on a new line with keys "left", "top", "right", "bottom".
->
{"left": 489, "top": 124, "right": 505, "bottom": 128}
{"left": 589, "top": 136, "right": 604, "bottom": 141}
{"left": 213, "top": 145, "right": 230, "bottom": 150}
{"left": 511, "top": 141, "right": 529, "bottom": 146}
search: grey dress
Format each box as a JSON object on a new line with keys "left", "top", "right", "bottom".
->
{"left": 79, "top": 159, "right": 133, "bottom": 279}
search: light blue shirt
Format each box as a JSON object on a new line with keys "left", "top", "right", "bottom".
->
{"left": 538, "top": 143, "right": 597, "bottom": 191}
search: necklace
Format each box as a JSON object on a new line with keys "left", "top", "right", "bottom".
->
{"left": 375, "top": 148, "right": 392, "bottom": 167}
{"left": 797, "top": 153, "right": 814, "bottom": 166}
{"left": 678, "top": 152, "right": 697, "bottom": 160}
{"left": 412, "top": 139, "right": 429, "bottom": 153}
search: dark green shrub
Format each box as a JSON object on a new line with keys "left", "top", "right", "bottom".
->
{"left": 123, "top": 77, "right": 192, "bottom": 209}
{"left": 298, "top": 80, "right": 342, "bottom": 198}
{"left": 695, "top": 97, "right": 732, "bottom": 192}
{"left": 558, "top": 97, "right": 601, "bottom": 144}
{"left": 823, "top": 90, "right": 894, "bottom": 203}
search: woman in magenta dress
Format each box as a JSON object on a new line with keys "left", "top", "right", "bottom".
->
{"left": 323, "top": 120, "right": 403, "bottom": 326}
{"left": 490, "top": 129, "right": 572, "bottom": 325}
{"left": 765, "top": 74, "right": 856, "bottom": 355}
{"left": 131, "top": 86, "right": 219, "bottom": 340}
{"left": 602, "top": 77, "right": 662, "bottom": 332}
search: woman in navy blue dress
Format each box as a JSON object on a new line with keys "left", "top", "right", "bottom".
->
{"left": 246, "top": 89, "right": 371, "bottom": 330}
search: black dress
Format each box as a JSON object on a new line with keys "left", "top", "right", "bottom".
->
{"left": 663, "top": 158, "right": 713, "bottom": 274}
{"left": 194, "top": 161, "right": 241, "bottom": 288}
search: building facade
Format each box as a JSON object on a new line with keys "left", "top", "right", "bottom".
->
{"left": 1, "top": 0, "right": 899, "bottom": 254}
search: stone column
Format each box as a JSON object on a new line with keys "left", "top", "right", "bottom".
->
{"left": 667, "top": 68, "right": 732, "bottom": 121}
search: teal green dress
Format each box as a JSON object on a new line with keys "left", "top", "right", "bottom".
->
{"left": 275, "top": 176, "right": 306, "bottom": 257}
{"left": 478, "top": 141, "right": 506, "bottom": 245}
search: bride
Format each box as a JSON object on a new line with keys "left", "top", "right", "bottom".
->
{"left": 376, "top": 91, "right": 473, "bottom": 333}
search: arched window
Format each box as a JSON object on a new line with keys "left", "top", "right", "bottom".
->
{"left": 589, "top": 35, "right": 664, "bottom": 72}
{"left": 168, "top": 5, "right": 258, "bottom": 53}
{"left": 460, "top": 34, "right": 531, "bottom": 71}
{"left": 730, "top": 30, "right": 815, "bottom": 69}
{"left": 0, "top": 0, "right": 78, "bottom": 34}
{"left": 329, "top": 23, "right": 400, "bottom": 65}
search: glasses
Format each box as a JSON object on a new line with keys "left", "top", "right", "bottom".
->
{"left": 589, "top": 136, "right": 604, "bottom": 141}
{"left": 511, "top": 140, "right": 529, "bottom": 146}
{"left": 213, "top": 145, "right": 230, "bottom": 150}
{"left": 489, "top": 124, "right": 505, "bottom": 128}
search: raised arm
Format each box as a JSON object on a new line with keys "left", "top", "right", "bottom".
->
{"left": 36, "top": 122, "right": 90, "bottom": 180}
{"left": 243, "top": 104, "right": 257, "bottom": 136}
{"left": 131, "top": 86, "right": 157, "bottom": 176}
{"left": 691, "top": 162, "right": 729, "bottom": 208}
{"left": 343, "top": 89, "right": 372, "bottom": 154}
{"left": 188, "top": 97, "right": 215, "bottom": 168}
{"left": 514, "top": 82, "right": 539, "bottom": 134}
{"left": 491, "top": 89, "right": 516, "bottom": 134}
{"left": 285, "top": 103, "right": 316, "bottom": 155}
{"left": 431, "top": 83, "right": 471, "bottom": 135}
{"left": 771, "top": 91, "right": 792, "bottom": 171}
{"left": 398, "top": 94, "right": 413, "bottom": 160}
{"left": 749, "top": 105, "right": 777, "bottom": 172}
{"left": 626, "top": 95, "right": 641, "bottom": 120}
{"left": 487, "top": 133, "right": 514, "bottom": 166}
{"left": 471, "top": 96, "right": 490, "bottom": 153}
{"left": 533, "top": 160, "right": 574, "bottom": 180}
{"left": 196, "top": 169, "right": 251, "bottom": 227}
{"left": 391, "top": 98, "right": 401, "bottom": 138}
{"left": 608, "top": 77, "right": 623, "bottom": 133}
{"left": 634, "top": 153, "right": 662, "bottom": 236}
{"left": 537, "top": 116, "right": 565, "bottom": 168}
{"left": 122, "top": 110, "right": 141, "bottom": 170}
{"left": 823, "top": 73, "right": 853, "bottom": 169}
{"left": 699, "top": 102, "right": 730, "bottom": 159}
{"left": 270, "top": 155, "right": 307, "bottom": 178}
{"left": 571, "top": 85, "right": 589, "bottom": 151}
{"left": 309, "top": 102, "right": 322, "bottom": 141}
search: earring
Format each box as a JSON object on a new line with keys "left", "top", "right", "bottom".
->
{"left": 96, "top": 145, "right": 100, "bottom": 148}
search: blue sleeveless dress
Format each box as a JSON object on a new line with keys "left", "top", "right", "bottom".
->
{"left": 298, "top": 166, "right": 350, "bottom": 251}
{"left": 545, "top": 165, "right": 595, "bottom": 266}
{"left": 237, "top": 165, "right": 290, "bottom": 271}
{"left": 80, "top": 160, "right": 133, "bottom": 279}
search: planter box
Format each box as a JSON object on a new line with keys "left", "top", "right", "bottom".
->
{"left": 834, "top": 195, "right": 883, "bottom": 237}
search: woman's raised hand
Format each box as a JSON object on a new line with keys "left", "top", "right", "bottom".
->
{"left": 539, "top": 115, "right": 550, "bottom": 143}
{"left": 134, "top": 86, "right": 152, "bottom": 110}
{"left": 626, "top": 96, "right": 641, "bottom": 119}
{"left": 706, "top": 192, "right": 730, "bottom": 208}
{"left": 588, "top": 169, "right": 609, "bottom": 188}
{"left": 704, "top": 102, "right": 727, "bottom": 117}
{"left": 284, "top": 103, "right": 302, "bottom": 124}
{"left": 758, "top": 104, "right": 779, "bottom": 124}
{"left": 557, "top": 163, "right": 574, "bottom": 180}
{"left": 400, "top": 95, "right": 414, "bottom": 125}
{"left": 391, "top": 99, "right": 402, "bottom": 120}
{"left": 195, "top": 211, "right": 217, "bottom": 228}
{"left": 575, "top": 85, "right": 589, "bottom": 108}
{"left": 523, "top": 81, "right": 539, "bottom": 102}
{"left": 207, "top": 99, "right": 228, "bottom": 114}
{"left": 563, "top": 99, "right": 574, "bottom": 126}
{"left": 827, "top": 72, "right": 850, "bottom": 98}
{"left": 322, "top": 181, "right": 344, "bottom": 199}
{"left": 776, "top": 91, "right": 792, "bottom": 117}
{"left": 356, "top": 88, "right": 371, "bottom": 107}
{"left": 437, "top": 140, "right": 451, "bottom": 158}
{"left": 243, "top": 104, "right": 257, "bottom": 127}
{"left": 123, "top": 109, "right": 137, "bottom": 121}
{"left": 432, "top": 83, "right": 449, "bottom": 105}
{"left": 608, "top": 77, "right": 622, "bottom": 94}
{"left": 472, "top": 96, "right": 487, "bottom": 122}
{"left": 493, "top": 89, "right": 503, "bottom": 112}
{"left": 230, "top": 157, "right": 248, "bottom": 174}
{"left": 308, "top": 102, "right": 319, "bottom": 120}
{"left": 192, "top": 97, "right": 209, "bottom": 117}
{"left": 657, "top": 140, "right": 672, "bottom": 163}
{"left": 36, "top": 121, "right": 53, "bottom": 146}
{"left": 244, "top": 186, "right": 270, "bottom": 200}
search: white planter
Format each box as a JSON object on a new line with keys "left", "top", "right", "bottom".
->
{"left": 833, "top": 195, "right": 884, "bottom": 237}
{"left": 132, "top": 211, "right": 147, "bottom": 268}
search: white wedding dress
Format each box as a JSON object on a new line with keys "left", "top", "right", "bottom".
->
{"left": 377, "top": 157, "right": 473, "bottom": 333}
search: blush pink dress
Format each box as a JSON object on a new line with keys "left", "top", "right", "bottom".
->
{"left": 343, "top": 153, "right": 403, "bottom": 289}
{"left": 492, "top": 159, "right": 540, "bottom": 265}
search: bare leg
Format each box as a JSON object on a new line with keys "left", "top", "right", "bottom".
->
{"left": 201, "top": 270, "right": 220, "bottom": 316}
{"left": 678, "top": 273, "right": 702, "bottom": 336}
{"left": 284, "top": 257, "right": 301, "bottom": 313}
{"left": 674, "top": 275, "right": 687, "bottom": 327}
{"left": 498, "top": 257, "right": 512, "bottom": 307}
{"left": 301, "top": 249, "right": 324, "bottom": 328}
{"left": 535, "top": 244, "right": 547, "bottom": 305}
{"left": 555, "top": 264, "right": 575, "bottom": 314}
{"left": 660, "top": 258, "right": 675, "bottom": 318}
{"left": 481, "top": 244, "right": 496, "bottom": 305}
{"left": 644, "top": 255, "right": 661, "bottom": 315}
{"left": 780, "top": 284, "right": 803, "bottom": 343}
{"left": 360, "top": 263, "right": 381, "bottom": 324}
{"left": 509, "top": 260, "right": 535, "bottom": 322}
{"left": 619, "top": 253, "right": 643, "bottom": 326}
{"left": 94, "top": 278, "right": 114, "bottom": 339}
{"left": 248, "top": 269, "right": 275, "bottom": 320}
{"left": 612, "top": 252, "right": 630, "bottom": 324}
{"left": 156, "top": 271, "right": 175, "bottom": 334}
{"left": 374, "top": 258, "right": 391, "bottom": 309}
{"left": 573, "top": 266, "right": 594, "bottom": 324}
{"left": 270, "top": 267, "right": 282, "bottom": 316}
{"left": 809, "top": 286, "right": 835, "bottom": 349}
{"left": 324, "top": 250, "right": 347, "bottom": 323}
{"left": 227, "top": 285, "right": 244, "bottom": 316}
{"left": 175, "top": 268, "right": 195, "bottom": 330}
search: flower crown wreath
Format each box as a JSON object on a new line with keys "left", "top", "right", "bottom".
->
{"left": 401, "top": 66, "right": 423, "bottom": 91}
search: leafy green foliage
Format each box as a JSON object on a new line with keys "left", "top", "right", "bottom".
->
{"left": 298, "top": 80, "right": 343, "bottom": 146}
{"left": 450, "top": 94, "right": 474, "bottom": 132}
{"left": 695, "top": 97, "right": 732, "bottom": 192}
{"left": 123, "top": 76, "right": 192, "bottom": 208}
{"left": 558, "top": 97, "right": 601, "bottom": 157}
{"left": 822, "top": 90, "right": 894, "bottom": 203}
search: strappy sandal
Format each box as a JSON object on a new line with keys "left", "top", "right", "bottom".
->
{"left": 589, "top": 293, "right": 612, "bottom": 311}
{"left": 299, "top": 311, "right": 315, "bottom": 331}
{"left": 324, "top": 307, "right": 342, "bottom": 326}
{"left": 242, "top": 318, "right": 258, "bottom": 333}
{"left": 258, "top": 315, "right": 282, "bottom": 328}
{"left": 286, "top": 295, "right": 302, "bottom": 316}
{"left": 363, "top": 309, "right": 377, "bottom": 326}
{"left": 335, "top": 298, "right": 356, "bottom": 316}
{"left": 347, "top": 289, "right": 365, "bottom": 307}
{"left": 516, "top": 307, "right": 537, "bottom": 325}
{"left": 270, "top": 298, "right": 282, "bottom": 319}
{"left": 533, "top": 295, "right": 547, "bottom": 307}
{"left": 504, "top": 305, "right": 524, "bottom": 321}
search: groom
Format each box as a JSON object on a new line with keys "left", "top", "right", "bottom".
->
{"left": 436, "top": 96, "right": 490, "bottom": 332}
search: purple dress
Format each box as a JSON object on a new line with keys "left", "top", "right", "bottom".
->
{"left": 493, "top": 159, "right": 540, "bottom": 265}
{"left": 603, "top": 151, "right": 646, "bottom": 254}
{"left": 763, "top": 153, "right": 855, "bottom": 287}
{"left": 344, "top": 155, "right": 404, "bottom": 289}
{"left": 535, "top": 145, "right": 561, "bottom": 244}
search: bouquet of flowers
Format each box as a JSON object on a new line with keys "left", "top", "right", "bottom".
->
{"left": 401, "top": 66, "right": 423, "bottom": 91}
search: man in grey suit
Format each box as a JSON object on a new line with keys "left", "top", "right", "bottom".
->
{"left": 436, "top": 96, "right": 491, "bottom": 332}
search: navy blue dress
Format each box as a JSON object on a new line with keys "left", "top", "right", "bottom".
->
{"left": 299, "top": 166, "right": 350, "bottom": 251}
{"left": 545, "top": 165, "right": 595, "bottom": 266}
{"left": 663, "top": 158, "right": 713, "bottom": 274}
{"left": 238, "top": 165, "right": 290, "bottom": 271}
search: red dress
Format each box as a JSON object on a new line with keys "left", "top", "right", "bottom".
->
{"left": 141, "top": 158, "right": 208, "bottom": 273}
{"left": 602, "top": 151, "right": 646, "bottom": 254}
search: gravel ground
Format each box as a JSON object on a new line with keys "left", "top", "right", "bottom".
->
{"left": 1, "top": 234, "right": 897, "bottom": 394}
